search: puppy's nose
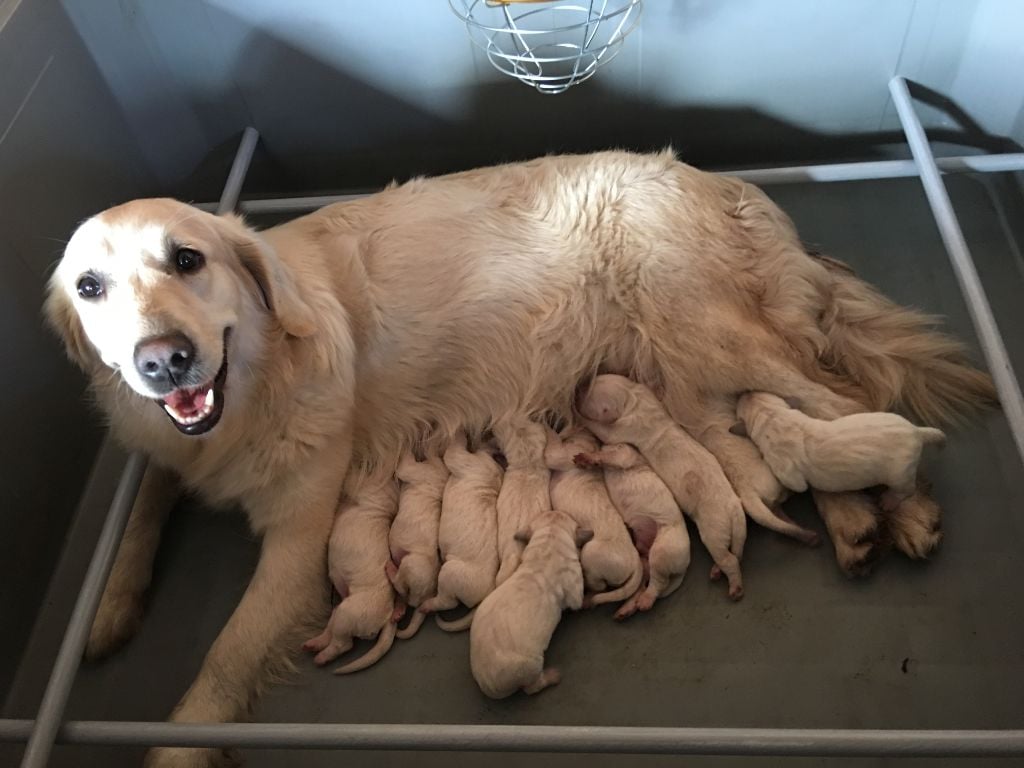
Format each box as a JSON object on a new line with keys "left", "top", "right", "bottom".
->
{"left": 133, "top": 332, "right": 195, "bottom": 384}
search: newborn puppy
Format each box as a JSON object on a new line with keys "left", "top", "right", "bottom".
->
{"left": 697, "top": 400, "right": 819, "bottom": 546}
{"left": 303, "top": 475, "right": 403, "bottom": 673}
{"left": 578, "top": 374, "right": 746, "bottom": 600}
{"left": 734, "top": 392, "right": 945, "bottom": 510}
{"left": 493, "top": 417, "right": 552, "bottom": 586}
{"left": 545, "top": 427, "right": 643, "bottom": 606}
{"left": 573, "top": 443, "right": 690, "bottom": 618}
{"left": 470, "top": 510, "right": 592, "bottom": 699}
{"left": 388, "top": 448, "right": 450, "bottom": 639}
{"left": 417, "top": 430, "right": 503, "bottom": 631}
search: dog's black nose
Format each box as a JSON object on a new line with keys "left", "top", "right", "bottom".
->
{"left": 134, "top": 332, "right": 195, "bottom": 384}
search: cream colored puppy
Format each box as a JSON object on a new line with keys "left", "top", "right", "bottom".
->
{"left": 545, "top": 427, "right": 643, "bottom": 606}
{"left": 470, "top": 510, "right": 592, "bottom": 699}
{"left": 417, "top": 431, "right": 502, "bottom": 631}
{"left": 303, "top": 476, "right": 403, "bottom": 673}
{"left": 578, "top": 375, "right": 746, "bottom": 600}
{"left": 387, "top": 448, "right": 450, "bottom": 639}
{"left": 493, "top": 417, "right": 552, "bottom": 586}
{"left": 734, "top": 392, "right": 945, "bottom": 510}
{"left": 573, "top": 443, "right": 690, "bottom": 618}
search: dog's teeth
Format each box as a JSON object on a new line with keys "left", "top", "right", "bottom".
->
{"left": 204, "top": 388, "right": 214, "bottom": 408}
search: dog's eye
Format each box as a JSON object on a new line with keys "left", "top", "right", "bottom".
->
{"left": 76, "top": 274, "right": 104, "bottom": 299}
{"left": 175, "top": 247, "right": 205, "bottom": 273}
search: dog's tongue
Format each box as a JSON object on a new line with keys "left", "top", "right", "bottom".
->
{"left": 164, "top": 386, "right": 209, "bottom": 417}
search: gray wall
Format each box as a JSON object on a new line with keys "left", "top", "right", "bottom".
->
{"left": 61, "top": 0, "right": 1024, "bottom": 193}
{"left": 0, "top": 0, "right": 154, "bottom": 694}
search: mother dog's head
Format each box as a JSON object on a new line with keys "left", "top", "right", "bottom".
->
{"left": 46, "top": 198, "right": 315, "bottom": 437}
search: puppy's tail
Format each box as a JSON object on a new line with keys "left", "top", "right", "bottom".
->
{"left": 588, "top": 556, "right": 644, "bottom": 607}
{"left": 435, "top": 607, "right": 476, "bottom": 632}
{"left": 918, "top": 427, "right": 947, "bottom": 447}
{"left": 740, "top": 493, "right": 819, "bottom": 546}
{"left": 396, "top": 609, "right": 426, "bottom": 640}
{"left": 816, "top": 263, "right": 997, "bottom": 425}
{"left": 333, "top": 620, "right": 397, "bottom": 675}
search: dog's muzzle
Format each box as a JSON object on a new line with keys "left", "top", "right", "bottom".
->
{"left": 158, "top": 329, "right": 231, "bottom": 436}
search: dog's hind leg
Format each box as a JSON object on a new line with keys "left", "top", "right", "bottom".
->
{"left": 812, "top": 489, "right": 883, "bottom": 577}
{"left": 886, "top": 480, "right": 943, "bottom": 559}
{"left": 88, "top": 462, "right": 179, "bottom": 660}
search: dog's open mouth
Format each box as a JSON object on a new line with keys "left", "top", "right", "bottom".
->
{"left": 159, "top": 330, "right": 230, "bottom": 436}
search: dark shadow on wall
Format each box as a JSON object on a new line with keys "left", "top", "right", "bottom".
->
{"left": 170, "top": 26, "right": 1023, "bottom": 198}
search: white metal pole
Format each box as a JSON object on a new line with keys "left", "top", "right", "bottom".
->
{"left": 192, "top": 152, "right": 1024, "bottom": 214}
{"left": 2, "top": 719, "right": 1024, "bottom": 758}
{"left": 889, "top": 76, "right": 1024, "bottom": 464}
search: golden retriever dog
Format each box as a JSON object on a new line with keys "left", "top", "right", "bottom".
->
{"left": 733, "top": 392, "right": 946, "bottom": 510}
{"left": 46, "top": 150, "right": 994, "bottom": 766}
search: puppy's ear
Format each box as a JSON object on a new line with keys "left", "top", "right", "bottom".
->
{"left": 783, "top": 396, "right": 803, "bottom": 410}
{"left": 728, "top": 421, "right": 749, "bottom": 438}
{"left": 43, "top": 282, "right": 97, "bottom": 370}
{"left": 513, "top": 528, "right": 533, "bottom": 545}
{"left": 574, "top": 528, "right": 594, "bottom": 548}
{"left": 222, "top": 215, "right": 317, "bottom": 338}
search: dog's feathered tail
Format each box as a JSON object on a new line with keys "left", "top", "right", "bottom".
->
{"left": 816, "top": 263, "right": 997, "bottom": 426}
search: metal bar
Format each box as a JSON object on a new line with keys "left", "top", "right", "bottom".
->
{"left": 17, "top": 453, "right": 148, "bottom": 768}
{"left": 3, "top": 720, "right": 1024, "bottom": 757}
{"left": 216, "top": 126, "right": 260, "bottom": 214}
{"left": 192, "top": 152, "right": 1024, "bottom": 215}
{"left": 890, "top": 76, "right": 1024, "bottom": 464}
{"left": 17, "top": 127, "right": 261, "bottom": 768}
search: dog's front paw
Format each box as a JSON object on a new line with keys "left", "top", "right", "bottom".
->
{"left": 886, "top": 490, "right": 943, "bottom": 559}
{"left": 85, "top": 588, "right": 144, "bottom": 660}
{"left": 144, "top": 747, "right": 239, "bottom": 768}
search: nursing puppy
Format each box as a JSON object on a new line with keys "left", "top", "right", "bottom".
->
{"left": 303, "top": 476, "right": 403, "bottom": 673}
{"left": 734, "top": 392, "right": 945, "bottom": 510}
{"left": 693, "top": 399, "right": 819, "bottom": 546}
{"left": 388, "top": 448, "right": 450, "bottom": 639}
{"left": 417, "top": 431, "right": 502, "bottom": 631}
{"left": 578, "top": 375, "right": 747, "bottom": 600}
{"left": 573, "top": 443, "right": 690, "bottom": 618}
{"left": 493, "top": 417, "right": 552, "bottom": 586}
{"left": 545, "top": 428, "right": 643, "bottom": 606}
{"left": 470, "top": 510, "right": 591, "bottom": 699}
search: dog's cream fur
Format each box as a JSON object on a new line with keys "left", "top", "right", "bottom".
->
{"left": 735, "top": 392, "right": 946, "bottom": 509}
{"left": 545, "top": 428, "right": 644, "bottom": 606}
{"left": 45, "top": 150, "right": 994, "bottom": 765}
{"left": 574, "top": 443, "right": 690, "bottom": 618}
{"left": 493, "top": 417, "right": 553, "bottom": 586}
{"left": 469, "top": 510, "right": 590, "bottom": 699}
{"left": 418, "top": 431, "right": 502, "bottom": 631}
{"left": 302, "top": 475, "right": 401, "bottom": 673}
{"left": 388, "top": 449, "right": 449, "bottom": 639}
{"left": 579, "top": 375, "right": 748, "bottom": 599}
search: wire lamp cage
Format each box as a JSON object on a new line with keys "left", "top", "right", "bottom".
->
{"left": 450, "top": 0, "right": 643, "bottom": 94}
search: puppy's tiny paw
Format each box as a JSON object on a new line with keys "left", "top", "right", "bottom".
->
{"left": 85, "top": 588, "right": 144, "bottom": 661}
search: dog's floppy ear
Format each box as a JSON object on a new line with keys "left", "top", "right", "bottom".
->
{"left": 43, "top": 282, "right": 97, "bottom": 370}
{"left": 513, "top": 528, "right": 533, "bottom": 545}
{"left": 728, "top": 421, "right": 749, "bottom": 438}
{"left": 574, "top": 528, "right": 594, "bottom": 548}
{"left": 222, "top": 215, "right": 316, "bottom": 338}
